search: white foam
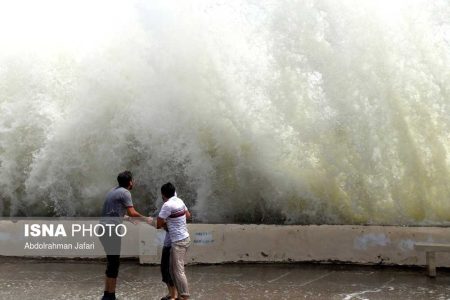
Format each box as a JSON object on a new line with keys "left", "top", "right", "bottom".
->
{"left": 0, "top": 0, "right": 449, "bottom": 224}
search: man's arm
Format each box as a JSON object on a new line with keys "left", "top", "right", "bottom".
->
{"left": 127, "top": 206, "right": 152, "bottom": 223}
{"left": 184, "top": 203, "right": 191, "bottom": 220}
{"left": 126, "top": 206, "right": 143, "bottom": 217}
{"left": 154, "top": 202, "right": 171, "bottom": 229}
{"left": 156, "top": 209, "right": 189, "bottom": 228}
{"left": 156, "top": 217, "right": 166, "bottom": 229}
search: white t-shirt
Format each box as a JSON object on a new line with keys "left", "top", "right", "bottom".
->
{"left": 158, "top": 196, "right": 189, "bottom": 243}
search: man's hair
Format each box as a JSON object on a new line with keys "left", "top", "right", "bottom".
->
{"left": 161, "top": 182, "right": 176, "bottom": 198}
{"left": 117, "top": 171, "right": 133, "bottom": 188}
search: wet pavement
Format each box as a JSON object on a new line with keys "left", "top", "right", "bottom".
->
{"left": 1, "top": 258, "right": 450, "bottom": 299}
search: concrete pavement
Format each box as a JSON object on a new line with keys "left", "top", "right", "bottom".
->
{"left": 1, "top": 258, "right": 450, "bottom": 299}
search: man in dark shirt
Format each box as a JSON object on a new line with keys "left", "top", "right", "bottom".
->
{"left": 100, "top": 170, "right": 151, "bottom": 300}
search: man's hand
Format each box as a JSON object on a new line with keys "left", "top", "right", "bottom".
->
{"left": 146, "top": 216, "right": 154, "bottom": 226}
{"left": 124, "top": 215, "right": 138, "bottom": 225}
{"left": 156, "top": 217, "right": 166, "bottom": 229}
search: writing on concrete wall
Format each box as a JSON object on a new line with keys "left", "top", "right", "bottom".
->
{"left": 193, "top": 231, "right": 214, "bottom": 245}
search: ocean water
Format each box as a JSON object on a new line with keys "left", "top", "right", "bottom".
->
{"left": 0, "top": 0, "right": 449, "bottom": 224}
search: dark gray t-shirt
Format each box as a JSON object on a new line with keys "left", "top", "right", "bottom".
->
{"left": 101, "top": 186, "right": 133, "bottom": 218}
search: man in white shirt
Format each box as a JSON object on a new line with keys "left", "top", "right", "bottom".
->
{"left": 156, "top": 183, "right": 191, "bottom": 300}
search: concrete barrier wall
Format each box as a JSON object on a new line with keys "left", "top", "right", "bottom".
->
{"left": 2, "top": 221, "right": 450, "bottom": 267}
{"left": 140, "top": 224, "right": 450, "bottom": 267}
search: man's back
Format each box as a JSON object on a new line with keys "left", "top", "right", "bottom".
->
{"left": 101, "top": 186, "right": 133, "bottom": 218}
{"left": 159, "top": 196, "right": 189, "bottom": 243}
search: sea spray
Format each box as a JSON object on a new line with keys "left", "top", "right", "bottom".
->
{"left": 0, "top": 0, "right": 449, "bottom": 224}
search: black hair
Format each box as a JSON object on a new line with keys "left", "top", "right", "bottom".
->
{"left": 117, "top": 171, "right": 133, "bottom": 188}
{"left": 161, "top": 182, "right": 176, "bottom": 198}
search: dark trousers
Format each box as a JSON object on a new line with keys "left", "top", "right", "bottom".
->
{"left": 105, "top": 255, "right": 121, "bottom": 278}
{"left": 100, "top": 232, "right": 122, "bottom": 278}
{"left": 161, "top": 246, "right": 174, "bottom": 286}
